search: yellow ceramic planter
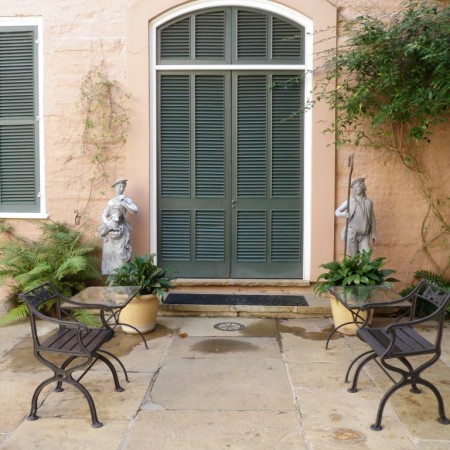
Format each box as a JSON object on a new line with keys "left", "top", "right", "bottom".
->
{"left": 329, "top": 295, "right": 370, "bottom": 335}
{"left": 119, "top": 294, "right": 159, "bottom": 334}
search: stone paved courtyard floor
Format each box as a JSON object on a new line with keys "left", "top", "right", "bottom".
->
{"left": 0, "top": 315, "right": 449, "bottom": 449}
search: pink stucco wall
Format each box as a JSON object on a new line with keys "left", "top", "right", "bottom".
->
{"left": 0, "top": 0, "right": 448, "bottom": 294}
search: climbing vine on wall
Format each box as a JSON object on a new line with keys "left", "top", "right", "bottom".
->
{"left": 80, "top": 60, "right": 130, "bottom": 211}
{"left": 311, "top": 0, "right": 450, "bottom": 276}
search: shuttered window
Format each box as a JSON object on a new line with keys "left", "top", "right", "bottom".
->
{"left": 0, "top": 26, "right": 40, "bottom": 213}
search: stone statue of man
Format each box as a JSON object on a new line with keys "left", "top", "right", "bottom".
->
{"left": 335, "top": 177, "right": 376, "bottom": 256}
{"left": 98, "top": 179, "right": 139, "bottom": 275}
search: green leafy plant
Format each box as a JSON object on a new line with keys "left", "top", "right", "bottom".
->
{"left": 315, "top": 0, "right": 449, "bottom": 145}
{"left": 107, "top": 254, "right": 175, "bottom": 300}
{"left": 313, "top": 250, "right": 398, "bottom": 296}
{"left": 0, "top": 221, "right": 101, "bottom": 325}
{"left": 310, "top": 0, "right": 450, "bottom": 276}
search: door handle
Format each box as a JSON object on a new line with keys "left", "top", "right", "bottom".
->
{"left": 232, "top": 199, "right": 238, "bottom": 207}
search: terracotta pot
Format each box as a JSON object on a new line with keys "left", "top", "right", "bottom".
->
{"left": 329, "top": 295, "right": 370, "bottom": 335}
{"left": 119, "top": 294, "right": 159, "bottom": 334}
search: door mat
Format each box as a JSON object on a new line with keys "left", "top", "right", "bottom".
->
{"left": 164, "top": 293, "right": 308, "bottom": 306}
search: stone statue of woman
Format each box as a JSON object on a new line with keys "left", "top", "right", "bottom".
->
{"left": 98, "top": 179, "right": 139, "bottom": 275}
{"left": 335, "top": 177, "right": 376, "bottom": 256}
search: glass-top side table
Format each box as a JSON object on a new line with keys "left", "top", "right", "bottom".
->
{"left": 71, "top": 286, "right": 147, "bottom": 348}
{"left": 325, "top": 285, "right": 411, "bottom": 349}
{"left": 328, "top": 285, "right": 410, "bottom": 310}
{"left": 72, "top": 286, "right": 141, "bottom": 308}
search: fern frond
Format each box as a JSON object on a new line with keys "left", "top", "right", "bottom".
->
{"left": 414, "top": 270, "right": 450, "bottom": 289}
{"left": 0, "top": 302, "right": 29, "bottom": 326}
{"left": 73, "top": 309, "right": 102, "bottom": 328}
{"left": 54, "top": 256, "right": 88, "bottom": 280}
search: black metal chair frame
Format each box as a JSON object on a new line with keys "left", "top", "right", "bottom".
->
{"left": 345, "top": 280, "right": 450, "bottom": 430}
{"left": 20, "top": 282, "right": 128, "bottom": 428}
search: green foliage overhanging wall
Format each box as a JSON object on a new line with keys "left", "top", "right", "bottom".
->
{"left": 310, "top": 0, "right": 450, "bottom": 276}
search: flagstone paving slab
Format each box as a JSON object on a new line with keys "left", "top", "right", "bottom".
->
{"left": 287, "top": 360, "right": 376, "bottom": 391}
{"left": 297, "top": 387, "right": 415, "bottom": 449}
{"left": 128, "top": 410, "right": 306, "bottom": 450}
{"left": 0, "top": 418, "right": 129, "bottom": 449}
{"left": 152, "top": 358, "right": 296, "bottom": 411}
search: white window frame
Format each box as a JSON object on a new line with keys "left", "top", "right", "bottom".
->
{"left": 149, "top": 0, "right": 313, "bottom": 279}
{"left": 0, "top": 17, "right": 47, "bottom": 219}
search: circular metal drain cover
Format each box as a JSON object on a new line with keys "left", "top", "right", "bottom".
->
{"left": 213, "top": 322, "right": 245, "bottom": 331}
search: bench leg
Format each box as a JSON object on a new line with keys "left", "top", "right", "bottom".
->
{"left": 347, "top": 352, "right": 377, "bottom": 393}
{"left": 371, "top": 376, "right": 450, "bottom": 431}
{"left": 27, "top": 375, "right": 103, "bottom": 428}
{"left": 345, "top": 350, "right": 374, "bottom": 383}
{"left": 371, "top": 380, "right": 405, "bottom": 430}
{"left": 415, "top": 378, "right": 450, "bottom": 426}
{"left": 95, "top": 352, "right": 125, "bottom": 392}
{"left": 27, "top": 378, "right": 57, "bottom": 421}
{"left": 97, "top": 349, "right": 129, "bottom": 382}
{"left": 64, "top": 377, "right": 103, "bottom": 428}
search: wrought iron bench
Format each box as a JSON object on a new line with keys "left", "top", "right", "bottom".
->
{"left": 345, "top": 280, "right": 450, "bottom": 430}
{"left": 20, "top": 282, "right": 127, "bottom": 428}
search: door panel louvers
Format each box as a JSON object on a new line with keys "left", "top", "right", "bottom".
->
{"left": 0, "top": 28, "right": 38, "bottom": 212}
{"left": 195, "top": 210, "right": 225, "bottom": 261}
{"left": 159, "top": 17, "right": 190, "bottom": 59}
{"left": 161, "top": 210, "right": 191, "bottom": 261}
{"left": 272, "top": 75, "right": 303, "bottom": 197}
{"left": 236, "top": 211, "right": 266, "bottom": 261}
{"left": 195, "top": 75, "right": 225, "bottom": 198}
{"left": 195, "top": 11, "right": 225, "bottom": 59}
{"left": 271, "top": 211, "right": 301, "bottom": 261}
{"left": 237, "top": 10, "right": 267, "bottom": 59}
{"left": 272, "top": 18, "right": 304, "bottom": 61}
{"left": 236, "top": 75, "right": 267, "bottom": 198}
{"left": 160, "top": 75, "right": 190, "bottom": 198}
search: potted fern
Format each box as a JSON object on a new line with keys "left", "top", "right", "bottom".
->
{"left": 314, "top": 250, "right": 398, "bottom": 334}
{"left": 107, "top": 254, "right": 175, "bottom": 333}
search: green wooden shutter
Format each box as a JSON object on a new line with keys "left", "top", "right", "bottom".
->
{"left": 236, "top": 10, "right": 268, "bottom": 59}
{"left": 236, "top": 75, "right": 267, "bottom": 198}
{"left": 195, "top": 10, "right": 226, "bottom": 60}
{"left": 0, "top": 27, "right": 40, "bottom": 213}
{"left": 272, "top": 74, "right": 302, "bottom": 197}
{"left": 272, "top": 17, "right": 304, "bottom": 62}
{"left": 232, "top": 72, "right": 303, "bottom": 278}
{"left": 159, "top": 17, "right": 191, "bottom": 60}
{"left": 159, "top": 75, "right": 190, "bottom": 198}
{"left": 158, "top": 73, "right": 230, "bottom": 277}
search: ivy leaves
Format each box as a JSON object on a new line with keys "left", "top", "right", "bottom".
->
{"left": 317, "top": 0, "right": 449, "bottom": 146}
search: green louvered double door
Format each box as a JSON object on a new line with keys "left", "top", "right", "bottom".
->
{"left": 158, "top": 71, "right": 303, "bottom": 279}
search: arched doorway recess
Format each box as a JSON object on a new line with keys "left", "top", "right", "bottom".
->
{"left": 151, "top": 2, "right": 313, "bottom": 279}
